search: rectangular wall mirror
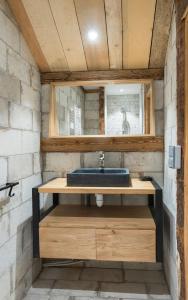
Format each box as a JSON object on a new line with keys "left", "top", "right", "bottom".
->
{"left": 49, "top": 81, "right": 155, "bottom": 137}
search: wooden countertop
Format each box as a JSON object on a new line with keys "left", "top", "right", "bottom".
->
{"left": 38, "top": 178, "right": 155, "bottom": 195}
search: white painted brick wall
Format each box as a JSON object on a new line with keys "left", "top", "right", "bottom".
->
{"left": 0, "top": 2, "right": 42, "bottom": 299}
{"left": 10, "top": 103, "right": 33, "bottom": 130}
{"left": 8, "top": 154, "right": 33, "bottom": 181}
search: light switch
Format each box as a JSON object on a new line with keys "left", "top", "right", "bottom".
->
{"left": 169, "top": 145, "right": 181, "bottom": 169}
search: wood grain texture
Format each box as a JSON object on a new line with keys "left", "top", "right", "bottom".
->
{"left": 122, "top": 0, "right": 156, "bottom": 68}
{"left": 40, "top": 205, "right": 155, "bottom": 261}
{"left": 49, "top": 0, "right": 87, "bottom": 71}
{"left": 41, "top": 135, "right": 164, "bottom": 153}
{"left": 175, "top": 2, "right": 188, "bottom": 299}
{"left": 74, "top": 0, "right": 109, "bottom": 70}
{"left": 184, "top": 10, "right": 188, "bottom": 300}
{"left": 96, "top": 228, "right": 156, "bottom": 262}
{"left": 22, "top": 0, "right": 68, "bottom": 71}
{"left": 38, "top": 178, "right": 155, "bottom": 195}
{"left": 40, "top": 227, "right": 96, "bottom": 259}
{"left": 99, "top": 87, "right": 105, "bottom": 134}
{"left": 7, "top": 0, "right": 50, "bottom": 71}
{"left": 41, "top": 69, "right": 164, "bottom": 84}
{"left": 40, "top": 205, "right": 156, "bottom": 230}
{"left": 104, "top": 0, "right": 122, "bottom": 69}
{"left": 149, "top": 0, "right": 173, "bottom": 68}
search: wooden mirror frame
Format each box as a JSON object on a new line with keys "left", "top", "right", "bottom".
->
{"left": 41, "top": 79, "right": 163, "bottom": 153}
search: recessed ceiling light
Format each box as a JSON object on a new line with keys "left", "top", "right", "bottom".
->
{"left": 120, "top": 89, "right": 124, "bottom": 92}
{"left": 87, "top": 30, "right": 98, "bottom": 42}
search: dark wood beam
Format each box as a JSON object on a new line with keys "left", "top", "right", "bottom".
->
{"left": 41, "top": 69, "right": 164, "bottom": 84}
{"left": 175, "top": 1, "right": 188, "bottom": 300}
{"left": 99, "top": 87, "right": 105, "bottom": 135}
{"left": 41, "top": 136, "right": 164, "bottom": 153}
{"left": 149, "top": 0, "right": 173, "bottom": 68}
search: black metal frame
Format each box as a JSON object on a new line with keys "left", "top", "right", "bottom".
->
{"left": 32, "top": 178, "right": 163, "bottom": 262}
{"left": 32, "top": 180, "right": 59, "bottom": 257}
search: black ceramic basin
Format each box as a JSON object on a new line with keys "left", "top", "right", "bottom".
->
{"left": 67, "top": 168, "right": 130, "bottom": 187}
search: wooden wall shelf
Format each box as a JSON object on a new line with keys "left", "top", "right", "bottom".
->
{"left": 41, "top": 135, "right": 164, "bottom": 153}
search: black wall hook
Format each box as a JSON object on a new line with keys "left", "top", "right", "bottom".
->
{"left": 0, "top": 182, "right": 19, "bottom": 197}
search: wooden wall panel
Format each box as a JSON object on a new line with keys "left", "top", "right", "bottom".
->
{"left": 122, "top": 0, "right": 156, "bottom": 69}
{"left": 49, "top": 0, "right": 87, "bottom": 71}
{"left": 184, "top": 9, "right": 188, "bottom": 300}
{"left": 104, "top": 0, "right": 122, "bottom": 69}
{"left": 74, "top": 0, "right": 109, "bottom": 70}
{"left": 22, "top": 0, "right": 68, "bottom": 71}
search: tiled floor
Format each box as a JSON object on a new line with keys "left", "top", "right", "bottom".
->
{"left": 24, "top": 262, "right": 171, "bottom": 300}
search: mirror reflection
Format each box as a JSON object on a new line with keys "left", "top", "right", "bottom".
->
{"left": 54, "top": 82, "right": 153, "bottom": 136}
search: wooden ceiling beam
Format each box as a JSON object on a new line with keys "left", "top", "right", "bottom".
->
{"left": 41, "top": 68, "right": 164, "bottom": 84}
{"left": 7, "top": 0, "right": 50, "bottom": 72}
{"left": 149, "top": 0, "right": 173, "bottom": 68}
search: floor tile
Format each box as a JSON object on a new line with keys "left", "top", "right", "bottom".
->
{"left": 99, "top": 282, "right": 148, "bottom": 299}
{"left": 125, "top": 270, "right": 166, "bottom": 284}
{"left": 27, "top": 279, "right": 54, "bottom": 295}
{"left": 146, "top": 283, "right": 171, "bottom": 299}
{"left": 50, "top": 280, "right": 99, "bottom": 297}
{"left": 80, "top": 268, "right": 123, "bottom": 282}
{"left": 39, "top": 267, "right": 82, "bottom": 281}
{"left": 85, "top": 260, "right": 122, "bottom": 269}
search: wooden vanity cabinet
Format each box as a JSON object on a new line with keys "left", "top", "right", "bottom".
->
{"left": 39, "top": 205, "right": 156, "bottom": 262}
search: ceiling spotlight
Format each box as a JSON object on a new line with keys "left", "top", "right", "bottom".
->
{"left": 87, "top": 30, "right": 98, "bottom": 42}
{"left": 120, "top": 89, "right": 124, "bottom": 92}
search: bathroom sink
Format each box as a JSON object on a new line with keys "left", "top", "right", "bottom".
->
{"left": 67, "top": 168, "right": 130, "bottom": 187}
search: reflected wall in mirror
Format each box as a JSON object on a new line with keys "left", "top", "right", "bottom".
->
{"left": 49, "top": 81, "right": 155, "bottom": 137}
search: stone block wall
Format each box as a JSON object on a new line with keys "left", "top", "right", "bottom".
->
{"left": 0, "top": 1, "right": 42, "bottom": 299}
{"left": 163, "top": 9, "right": 179, "bottom": 300}
{"left": 84, "top": 92, "right": 99, "bottom": 135}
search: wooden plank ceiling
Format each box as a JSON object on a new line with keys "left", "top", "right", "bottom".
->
{"left": 8, "top": 0, "right": 173, "bottom": 72}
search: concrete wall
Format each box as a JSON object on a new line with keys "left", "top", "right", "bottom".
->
{"left": 163, "top": 9, "right": 179, "bottom": 300}
{"left": 0, "top": 1, "right": 42, "bottom": 299}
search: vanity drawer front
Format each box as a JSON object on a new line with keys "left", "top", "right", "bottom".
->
{"left": 40, "top": 227, "right": 96, "bottom": 259}
{"left": 96, "top": 229, "right": 156, "bottom": 262}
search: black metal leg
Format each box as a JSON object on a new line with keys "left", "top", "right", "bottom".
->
{"left": 32, "top": 187, "right": 40, "bottom": 258}
{"left": 53, "top": 193, "right": 59, "bottom": 206}
{"left": 148, "top": 194, "right": 154, "bottom": 208}
{"left": 155, "top": 188, "right": 163, "bottom": 262}
{"left": 86, "top": 194, "right": 91, "bottom": 207}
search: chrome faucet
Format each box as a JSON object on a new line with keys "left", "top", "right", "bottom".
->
{"left": 99, "top": 151, "right": 105, "bottom": 168}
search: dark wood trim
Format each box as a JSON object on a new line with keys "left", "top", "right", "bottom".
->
{"left": 84, "top": 89, "right": 100, "bottom": 94}
{"left": 175, "top": 1, "right": 188, "bottom": 300}
{"left": 41, "top": 69, "right": 164, "bottom": 84}
{"left": 41, "top": 136, "right": 164, "bottom": 153}
{"left": 99, "top": 87, "right": 105, "bottom": 134}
